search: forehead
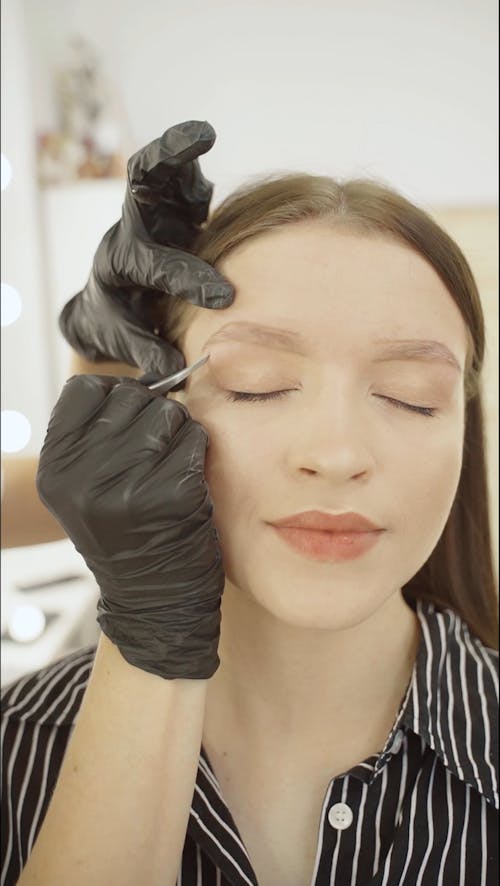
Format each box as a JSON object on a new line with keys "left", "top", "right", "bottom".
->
{"left": 185, "top": 223, "right": 469, "bottom": 359}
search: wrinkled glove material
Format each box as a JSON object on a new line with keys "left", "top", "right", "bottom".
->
{"left": 36, "top": 374, "right": 225, "bottom": 680}
{"left": 59, "top": 120, "right": 234, "bottom": 379}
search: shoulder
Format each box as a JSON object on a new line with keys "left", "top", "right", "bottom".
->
{"left": 447, "top": 607, "right": 498, "bottom": 699}
{"left": 416, "top": 598, "right": 498, "bottom": 697}
{"left": 413, "top": 600, "right": 498, "bottom": 808}
{"left": 1, "top": 647, "right": 97, "bottom": 886}
{"left": 1, "top": 645, "right": 97, "bottom": 729}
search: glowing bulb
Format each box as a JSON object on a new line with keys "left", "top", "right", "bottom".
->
{"left": 1, "top": 154, "right": 12, "bottom": 191}
{"left": 1, "top": 283, "right": 22, "bottom": 326}
{"left": 1, "top": 411, "right": 32, "bottom": 453}
{"left": 8, "top": 605, "right": 47, "bottom": 643}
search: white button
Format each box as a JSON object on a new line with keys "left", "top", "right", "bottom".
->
{"left": 389, "top": 730, "right": 404, "bottom": 754}
{"left": 328, "top": 802, "right": 353, "bottom": 830}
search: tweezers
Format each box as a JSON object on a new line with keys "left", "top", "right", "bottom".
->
{"left": 145, "top": 353, "right": 209, "bottom": 394}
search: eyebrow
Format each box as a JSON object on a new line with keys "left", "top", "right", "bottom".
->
{"left": 202, "top": 321, "right": 463, "bottom": 372}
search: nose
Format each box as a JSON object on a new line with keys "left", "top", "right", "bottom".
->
{"left": 286, "top": 382, "right": 377, "bottom": 481}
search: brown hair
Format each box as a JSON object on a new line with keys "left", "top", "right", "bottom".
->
{"left": 157, "top": 173, "right": 498, "bottom": 650}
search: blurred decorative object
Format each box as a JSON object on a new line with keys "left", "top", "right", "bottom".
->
{"left": 36, "top": 36, "right": 128, "bottom": 185}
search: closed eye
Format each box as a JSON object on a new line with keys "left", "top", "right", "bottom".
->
{"left": 380, "top": 396, "right": 436, "bottom": 417}
{"left": 223, "top": 390, "right": 436, "bottom": 417}
{"left": 224, "top": 390, "right": 294, "bottom": 403}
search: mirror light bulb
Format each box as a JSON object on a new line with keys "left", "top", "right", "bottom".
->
{"left": 1, "top": 154, "right": 12, "bottom": 191}
{"left": 8, "top": 605, "right": 47, "bottom": 643}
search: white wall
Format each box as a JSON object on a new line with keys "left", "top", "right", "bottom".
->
{"left": 22, "top": 0, "right": 498, "bottom": 206}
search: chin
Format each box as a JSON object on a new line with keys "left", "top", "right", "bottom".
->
{"left": 235, "top": 576, "right": 399, "bottom": 633}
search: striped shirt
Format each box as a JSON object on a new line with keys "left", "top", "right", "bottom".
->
{"left": 1, "top": 598, "right": 498, "bottom": 885}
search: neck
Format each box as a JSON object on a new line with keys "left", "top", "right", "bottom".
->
{"left": 205, "top": 584, "right": 421, "bottom": 757}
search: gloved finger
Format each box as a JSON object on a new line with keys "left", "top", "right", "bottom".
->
{"left": 129, "top": 157, "right": 213, "bottom": 245}
{"left": 41, "top": 380, "right": 188, "bottom": 470}
{"left": 59, "top": 276, "right": 187, "bottom": 377}
{"left": 37, "top": 376, "right": 119, "bottom": 504}
{"left": 82, "top": 379, "right": 188, "bottom": 445}
{"left": 121, "top": 240, "right": 235, "bottom": 309}
{"left": 171, "top": 157, "right": 214, "bottom": 221}
{"left": 127, "top": 330, "right": 186, "bottom": 378}
{"left": 96, "top": 226, "right": 234, "bottom": 307}
{"left": 66, "top": 290, "right": 188, "bottom": 376}
{"left": 128, "top": 121, "right": 216, "bottom": 206}
{"left": 119, "top": 178, "right": 205, "bottom": 252}
{"left": 121, "top": 173, "right": 210, "bottom": 250}
{"left": 44, "top": 375, "right": 119, "bottom": 437}
{"left": 125, "top": 127, "right": 215, "bottom": 243}
{"left": 130, "top": 156, "right": 213, "bottom": 230}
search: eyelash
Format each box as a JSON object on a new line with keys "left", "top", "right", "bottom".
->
{"left": 223, "top": 390, "right": 437, "bottom": 417}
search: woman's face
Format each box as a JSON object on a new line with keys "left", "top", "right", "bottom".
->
{"left": 171, "top": 222, "right": 469, "bottom": 630}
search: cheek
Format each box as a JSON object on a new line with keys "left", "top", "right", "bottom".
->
{"left": 395, "top": 423, "right": 464, "bottom": 540}
{"left": 190, "top": 406, "right": 280, "bottom": 540}
{"left": 204, "top": 419, "right": 264, "bottom": 507}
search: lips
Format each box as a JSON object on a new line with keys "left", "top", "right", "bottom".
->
{"left": 268, "top": 511, "right": 385, "bottom": 563}
{"left": 269, "top": 510, "right": 382, "bottom": 533}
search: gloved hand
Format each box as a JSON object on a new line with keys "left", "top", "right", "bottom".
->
{"left": 36, "top": 374, "right": 224, "bottom": 680}
{"left": 59, "top": 120, "right": 234, "bottom": 380}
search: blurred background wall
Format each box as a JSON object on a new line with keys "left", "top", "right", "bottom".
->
{"left": 1, "top": 0, "right": 498, "bottom": 676}
{"left": 3, "top": 0, "right": 498, "bottom": 430}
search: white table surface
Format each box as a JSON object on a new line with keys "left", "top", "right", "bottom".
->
{"left": 1, "top": 539, "right": 100, "bottom": 687}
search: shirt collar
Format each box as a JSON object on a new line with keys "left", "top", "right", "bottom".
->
{"left": 400, "top": 598, "right": 499, "bottom": 810}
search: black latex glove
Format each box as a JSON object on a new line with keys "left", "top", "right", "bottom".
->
{"left": 58, "top": 120, "right": 234, "bottom": 379}
{"left": 36, "top": 374, "right": 224, "bottom": 680}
